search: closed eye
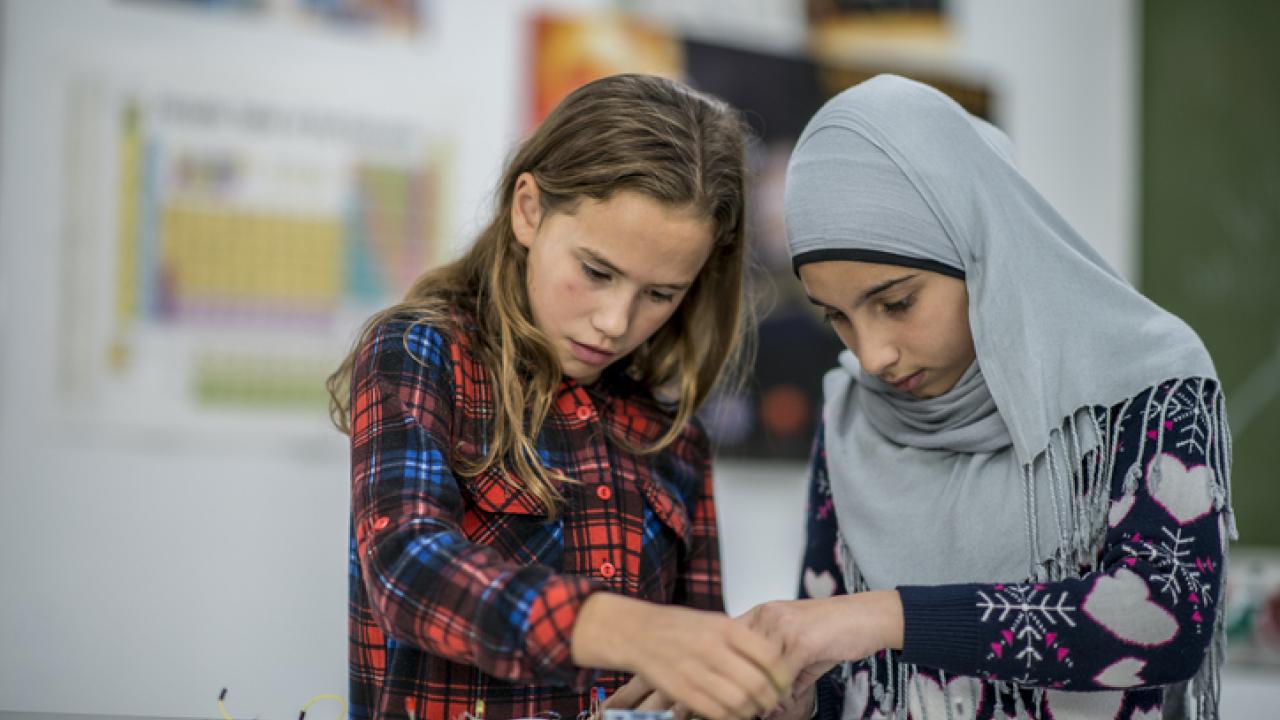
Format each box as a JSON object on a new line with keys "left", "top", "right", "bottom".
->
{"left": 821, "top": 308, "right": 847, "bottom": 324}
{"left": 882, "top": 295, "right": 914, "bottom": 315}
{"left": 582, "top": 262, "right": 611, "bottom": 282}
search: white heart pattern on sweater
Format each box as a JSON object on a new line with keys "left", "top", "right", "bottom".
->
{"left": 1083, "top": 568, "right": 1179, "bottom": 646}
{"left": 1147, "top": 452, "right": 1215, "bottom": 525}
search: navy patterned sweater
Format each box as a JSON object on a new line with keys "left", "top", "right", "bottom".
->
{"left": 801, "top": 379, "right": 1229, "bottom": 720}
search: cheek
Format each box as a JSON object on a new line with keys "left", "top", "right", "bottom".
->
{"left": 631, "top": 303, "right": 678, "bottom": 341}
{"left": 948, "top": 300, "right": 976, "bottom": 360}
{"left": 562, "top": 275, "right": 585, "bottom": 297}
{"left": 556, "top": 276, "right": 592, "bottom": 315}
{"left": 834, "top": 325, "right": 857, "bottom": 352}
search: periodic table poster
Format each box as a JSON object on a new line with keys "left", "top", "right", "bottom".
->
{"left": 60, "top": 79, "right": 451, "bottom": 436}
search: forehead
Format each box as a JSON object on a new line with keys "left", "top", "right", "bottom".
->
{"left": 566, "top": 191, "right": 715, "bottom": 280}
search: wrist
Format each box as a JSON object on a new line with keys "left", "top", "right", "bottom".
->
{"left": 832, "top": 590, "right": 904, "bottom": 660}
{"left": 570, "top": 592, "right": 647, "bottom": 670}
{"left": 867, "top": 590, "right": 905, "bottom": 651}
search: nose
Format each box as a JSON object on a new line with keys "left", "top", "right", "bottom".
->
{"left": 849, "top": 324, "right": 899, "bottom": 376}
{"left": 590, "top": 289, "right": 633, "bottom": 340}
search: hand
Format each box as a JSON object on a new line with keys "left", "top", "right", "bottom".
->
{"left": 761, "top": 679, "right": 816, "bottom": 720}
{"left": 573, "top": 594, "right": 792, "bottom": 720}
{"left": 737, "top": 591, "right": 904, "bottom": 688}
{"left": 601, "top": 671, "right": 815, "bottom": 720}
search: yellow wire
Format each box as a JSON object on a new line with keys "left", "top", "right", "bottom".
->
{"left": 300, "top": 693, "right": 348, "bottom": 720}
{"left": 218, "top": 689, "right": 347, "bottom": 720}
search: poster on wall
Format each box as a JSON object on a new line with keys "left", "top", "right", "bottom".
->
{"left": 295, "top": 0, "right": 424, "bottom": 34}
{"left": 61, "top": 78, "right": 450, "bottom": 439}
{"left": 807, "top": 0, "right": 951, "bottom": 65}
{"left": 528, "top": 13, "right": 683, "bottom": 130}
{"left": 120, "top": 0, "right": 427, "bottom": 35}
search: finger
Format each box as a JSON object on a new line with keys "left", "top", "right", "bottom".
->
{"left": 659, "top": 680, "right": 728, "bottom": 720}
{"left": 793, "top": 661, "right": 837, "bottom": 694}
{"left": 727, "top": 622, "right": 792, "bottom": 697}
{"left": 605, "top": 675, "right": 654, "bottom": 710}
{"left": 699, "top": 661, "right": 773, "bottom": 720}
{"left": 636, "top": 690, "right": 672, "bottom": 712}
{"left": 670, "top": 702, "right": 691, "bottom": 720}
{"left": 675, "top": 681, "right": 737, "bottom": 717}
{"left": 724, "top": 650, "right": 792, "bottom": 717}
{"left": 765, "top": 696, "right": 801, "bottom": 720}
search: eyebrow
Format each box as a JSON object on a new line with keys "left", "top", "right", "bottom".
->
{"left": 579, "top": 247, "right": 692, "bottom": 291}
{"left": 807, "top": 273, "right": 917, "bottom": 310}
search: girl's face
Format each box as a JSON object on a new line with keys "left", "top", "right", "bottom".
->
{"left": 799, "top": 260, "right": 976, "bottom": 399}
{"left": 512, "top": 173, "right": 714, "bottom": 384}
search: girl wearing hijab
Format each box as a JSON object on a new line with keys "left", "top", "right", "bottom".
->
{"left": 742, "top": 75, "right": 1236, "bottom": 720}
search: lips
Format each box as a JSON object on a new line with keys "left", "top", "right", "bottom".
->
{"left": 569, "top": 340, "right": 617, "bottom": 366}
{"left": 887, "top": 370, "right": 924, "bottom": 393}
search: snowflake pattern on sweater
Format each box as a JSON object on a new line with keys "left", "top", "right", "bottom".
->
{"left": 801, "top": 379, "right": 1228, "bottom": 720}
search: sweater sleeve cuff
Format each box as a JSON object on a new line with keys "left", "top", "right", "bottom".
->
{"left": 897, "top": 584, "right": 986, "bottom": 673}
{"left": 522, "top": 574, "right": 606, "bottom": 689}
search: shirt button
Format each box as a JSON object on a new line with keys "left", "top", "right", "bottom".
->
{"left": 599, "top": 562, "right": 616, "bottom": 579}
{"left": 576, "top": 406, "right": 592, "bottom": 421}
{"left": 596, "top": 484, "right": 613, "bottom": 501}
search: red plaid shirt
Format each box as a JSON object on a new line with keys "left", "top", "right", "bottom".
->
{"left": 348, "top": 314, "right": 723, "bottom": 720}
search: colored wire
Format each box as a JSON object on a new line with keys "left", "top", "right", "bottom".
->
{"left": 299, "top": 693, "right": 348, "bottom": 720}
{"left": 218, "top": 688, "right": 233, "bottom": 720}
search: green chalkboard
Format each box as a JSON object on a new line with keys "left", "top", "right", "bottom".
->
{"left": 1142, "top": 1, "right": 1280, "bottom": 546}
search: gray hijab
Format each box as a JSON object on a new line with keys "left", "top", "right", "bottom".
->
{"left": 785, "top": 74, "right": 1221, "bottom": 590}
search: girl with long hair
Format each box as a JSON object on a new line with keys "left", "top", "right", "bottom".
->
{"left": 328, "top": 74, "right": 787, "bottom": 720}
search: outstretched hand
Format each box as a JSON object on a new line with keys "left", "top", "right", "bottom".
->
{"left": 735, "top": 590, "right": 906, "bottom": 715}
{"left": 573, "top": 594, "right": 794, "bottom": 720}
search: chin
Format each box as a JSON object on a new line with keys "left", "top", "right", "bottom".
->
{"left": 921, "top": 374, "right": 963, "bottom": 399}
{"left": 563, "top": 362, "right": 602, "bottom": 384}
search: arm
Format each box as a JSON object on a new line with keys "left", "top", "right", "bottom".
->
{"left": 749, "top": 382, "right": 1227, "bottom": 699}
{"left": 897, "top": 380, "right": 1226, "bottom": 690}
{"left": 352, "top": 321, "right": 599, "bottom": 687}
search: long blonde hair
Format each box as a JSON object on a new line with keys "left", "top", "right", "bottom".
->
{"left": 328, "top": 73, "right": 753, "bottom": 516}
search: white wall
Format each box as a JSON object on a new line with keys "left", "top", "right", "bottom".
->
{"left": 0, "top": 1, "right": 1189, "bottom": 718}
{"left": 0, "top": 1, "right": 545, "bottom": 716}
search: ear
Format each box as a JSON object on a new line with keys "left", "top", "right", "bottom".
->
{"left": 510, "top": 172, "right": 543, "bottom": 250}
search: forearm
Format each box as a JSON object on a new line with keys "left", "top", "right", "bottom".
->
{"left": 362, "top": 524, "right": 601, "bottom": 685}
{"left": 744, "top": 590, "right": 904, "bottom": 674}
{"left": 571, "top": 592, "right": 653, "bottom": 669}
{"left": 806, "top": 590, "right": 904, "bottom": 664}
{"left": 899, "top": 380, "right": 1228, "bottom": 690}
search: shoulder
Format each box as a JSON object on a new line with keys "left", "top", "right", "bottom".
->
{"left": 1098, "top": 377, "right": 1225, "bottom": 485}
{"left": 355, "top": 310, "right": 483, "bottom": 385}
{"left": 1100, "top": 377, "right": 1221, "bottom": 427}
{"left": 677, "top": 412, "right": 713, "bottom": 467}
